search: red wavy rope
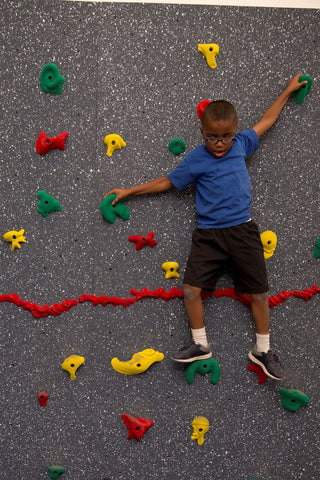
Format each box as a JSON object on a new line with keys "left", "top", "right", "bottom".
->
{"left": 0, "top": 285, "right": 319, "bottom": 319}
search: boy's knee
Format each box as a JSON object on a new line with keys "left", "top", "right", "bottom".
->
{"left": 183, "top": 283, "right": 202, "bottom": 301}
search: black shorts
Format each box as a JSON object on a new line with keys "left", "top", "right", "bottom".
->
{"left": 183, "top": 220, "right": 269, "bottom": 294}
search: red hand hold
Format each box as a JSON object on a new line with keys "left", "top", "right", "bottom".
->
{"left": 38, "top": 391, "right": 49, "bottom": 407}
{"left": 247, "top": 364, "right": 268, "bottom": 384}
{"left": 128, "top": 231, "right": 157, "bottom": 251}
{"left": 36, "top": 130, "right": 68, "bottom": 155}
{"left": 122, "top": 413, "right": 154, "bottom": 440}
{"left": 197, "top": 100, "right": 211, "bottom": 120}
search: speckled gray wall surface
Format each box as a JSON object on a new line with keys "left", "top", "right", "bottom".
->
{"left": 0, "top": 0, "right": 319, "bottom": 479}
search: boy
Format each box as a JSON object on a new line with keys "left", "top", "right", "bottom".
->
{"left": 105, "top": 73, "right": 307, "bottom": 380}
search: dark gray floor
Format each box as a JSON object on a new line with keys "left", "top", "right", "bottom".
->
{"left": 1, "top": 1, "right": 319, "bottom": 479}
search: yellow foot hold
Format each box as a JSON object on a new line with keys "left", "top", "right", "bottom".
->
{"left": 111, "top": 348, "right": 164, "bottom": 375}
{"left": 162, "top": 261, "right": 180, "bottom": 279}
{"left": 191, "top": 416, "right": 210, "bottom": 445}
{"left": 61, "top": 355, "right": 85, "bottom": 380}
{"left": 104, "top": 134, "right": 126, "bottom": 157}
{"left": 3, "top": 229, "right": 26, "bottom": 251}
{"left": 260, "top": 230, "right": 277, "bottom": 259}
{"left": 198, "top": 43, "right": 219, "bottom": 69}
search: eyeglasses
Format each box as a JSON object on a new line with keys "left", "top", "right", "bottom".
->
{"left": 202, "top": 131, "right": 235, "bottom": 145}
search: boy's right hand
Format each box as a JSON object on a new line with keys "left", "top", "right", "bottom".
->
{"left": 103, "top": 188, "right": 132, "bottom": 205}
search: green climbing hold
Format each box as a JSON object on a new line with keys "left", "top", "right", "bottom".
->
{"left": 295, "top": 74, "right": 313, "bottom": 105}
{"left": 168, "top": 138, "right": 186, "bottom": 155}
{"left": 48, "top": 465, "right": 65, "bottom": 479}
{"left": 185, "top": 357, "right": 220, "bottom": 385}
{"left": 279, "top": 388, "right": 310, "bottom": 412}
{"left": 40, "top": 63, "right": 65, "bottom": 95}
{"left": 100, "top": 194, "right": 130, "bottom": 224}
{"left": 37, "top": 190, "right": 62, "bottom": 217}
{"left": 313, "top": 237, "right": 320, "bottom": 259}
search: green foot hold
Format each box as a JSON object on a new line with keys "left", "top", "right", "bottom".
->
{"left": 100, "top": 194, "right": 130, "bottom": 224}
{"left": 37, "top": 191, "right": 62, "bottom": 217}
{"left": 48, "top": 465, "right": 65, "bottom": 479}
{"left": 40, "top": 63, "right": 65, "bottom": 95}
{"left": 280, "top": 388, "right": 310, "bottom": 412}
{"left": 185, "top": 357, "right": 220, "bottom": 385}
{"left": 295, "top": 74, "right": 313, "bottom": 105}
{"left": 313, "top": 237, "right": 320, "bottom": 259}
{"left": 168, "top": 138, "right": 186, "bottom": 155}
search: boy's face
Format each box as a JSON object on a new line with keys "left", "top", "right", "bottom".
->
{"left": 200, "top": 117, "right": 238, "bottom": 159}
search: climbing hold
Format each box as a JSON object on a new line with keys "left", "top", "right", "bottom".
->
{"left": 37, "top": 190, "right": 62, "bottom": 217}
{"left": 61, "top": 355, "right": 85, "bottom": 380}
{"left": 40, "top": 63, "right": 65, "bottom": 95}
{"left": 260, "top": 230, "right": 277, "bottom": 259}
{"left": 279, "top": 388, "right": 310, "bottom": 412}
{"left": 128, "top": 231, "right": 157, "bottom": 251}
{"left": 122, "top": 413, "right": 154, "bottom": 440}
{"left": 185, "top": 357, "right": 220, "bottom": 385}
{"left": 295, "top": 74, "right": 313, "bottom": 105}
{"left": 104, "top": 134, "right": 126, "bottom": 157}
{"left": 38, "top": 391, "right": 49, "bottom": 407}
{"left": 191, "top": 416, "right": 209, "bottom": 446}
{"left": 246, "top": 364, "right": 268, "bottom": 385}
{"left": 197, "top": 100, "right": 211, "bottom": 120}
{"left": 162, "top": 261, "right": 180, "bottom": 279}
{"left": 168, "top": 138, "right": 186, "bottom": 155}
{"left": 3, "top": 229, "right": 26, "bottom": 251}
{"left": 100, "top": 194, "right": 130, "bottom": 224}
{"left": 48, "top": 466, "right": 65, "bottom": 479}
{"left": 36, "top": 130, "right": 68, "bottom": 155}
{"left": 198, "top": 43, "right": 219, "bottom": 69}
{"left": 313, "top": 237, "right": 320, "bottom": 259}
{"left": 111, "top": 348, "right": 164, "bottom": 375}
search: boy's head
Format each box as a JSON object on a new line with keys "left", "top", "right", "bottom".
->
{"left": 200, "top": 100, "right": 238, "bottom": 158}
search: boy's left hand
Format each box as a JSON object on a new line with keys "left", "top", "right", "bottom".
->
{"left": 285, "top": 73, "right": 308, "bottom": 94}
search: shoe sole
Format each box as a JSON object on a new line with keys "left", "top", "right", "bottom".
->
{"left": 171, "top": 351, "right": 212, "bottom": 363}
{"left": 248, "top": 351, "right": 285, "bottom": 381}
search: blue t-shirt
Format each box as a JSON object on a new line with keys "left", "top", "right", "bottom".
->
{"left": 167, "top": 128, "right": 259, "bottom": 229}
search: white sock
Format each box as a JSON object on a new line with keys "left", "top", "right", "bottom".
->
{"left": 191, "top": 327, "right": 208, "bottom": 348}
{"left": 255, "top": 333, "right": 270, "bottom": 354}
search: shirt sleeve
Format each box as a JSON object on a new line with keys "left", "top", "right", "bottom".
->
{"left": 167, "top": 153, "right": 196, "bottom": 191}
{"left": 237, "top": 128, "right": 259, "bottom": 157}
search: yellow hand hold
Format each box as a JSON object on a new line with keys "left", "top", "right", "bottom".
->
{"left": 162, "top": 261, "right": 180, "bottom": 279}
{"left": 61, "top": 355, "right": 85, "bottom": 380}
{"left": 3, "top": 229, "right": 26, "bottom": 251}
{"left": 104, "top": 134, "right": 126, "bottom": 157}
{"left": 191, "top": 416, "right": 210, "bottom": 446}
{"left": 260, "top": 230, "right": 277, "bottom": 259}
{"left": 111, "top": 348, "right": 164, "bottom": 375}
{"left": 198, "top": 43, "right": 219, "bottom": 69}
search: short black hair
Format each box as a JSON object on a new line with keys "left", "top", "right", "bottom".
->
{"left": 202, "top": 100, "right": 237, "bottom": 124}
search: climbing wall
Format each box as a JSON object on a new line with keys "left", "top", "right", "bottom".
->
{"left": 1, "top": 0, "right": 319, "bottom": 479}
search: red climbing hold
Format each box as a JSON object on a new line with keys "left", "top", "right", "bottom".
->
{"left": 247, "top": 364, "right": 268, "bottom": 385}
{"left": 38, "top": 391, "right": 49, "bottom": 407}
{"left": 128, "top": 231, "right": 158, "bottom": 251}
{"left": 36, "top": 130, "right": 68, "bottom": 155}
{"left": 197, "top": 100, "right": 211, "bottom": 120}
{"left": 122, "top": 413, "right": 154, "bottom": 440}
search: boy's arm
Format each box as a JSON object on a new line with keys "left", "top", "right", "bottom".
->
{"left": 104, "top": 176, "right": 173, "bottom": 205}
{"left": 253, "top": 73, "right": 308, "bottom": 138}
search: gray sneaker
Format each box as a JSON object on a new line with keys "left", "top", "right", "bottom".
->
{"left": 171, "top": 340, "right": 212, "bottom": 363}
{"left": 248, "top": 348, "right": 285, "bottom": 380}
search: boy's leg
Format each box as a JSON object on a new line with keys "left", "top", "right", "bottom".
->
{"left": 249, "top": 292, "right": 285, "bottom": 380}
{"left": 171, "top": 283, "right": 212, "bottom": 363}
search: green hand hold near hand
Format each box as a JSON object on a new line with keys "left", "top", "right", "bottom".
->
{"left": 100, "top": 193, "right": 130, "bottom": 224}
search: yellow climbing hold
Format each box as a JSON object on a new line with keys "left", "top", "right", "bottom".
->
{"left": 162, "top": 261, "right": 180, "bottom": 279}
{"left": 111, "top": 348, "right": 164, "bottom": 375}
{"left": 260, "top": 230, "right": 277, "bottom": 259}
{"left": 3, "top": 229, "right": 26, "bottom": 251}
{"left": 191, "top": 416, "right": 210, "bottom": 446}
{"left": 198, "top": 43, "right": 219, "bottom": 69}
{"left": 61, "top": 355, "right": 85, "bottom": 380}
{"left": 104, "top": 134, "right": 126, "bottom": 157}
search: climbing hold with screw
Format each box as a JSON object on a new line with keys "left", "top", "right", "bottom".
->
{"left": 295, "top": 75, "right": 313, "bottom": 105}
{"left": 185, "top": 357, "right": 220, "bottom": 385}
{"left": 3, "top": 229, "right": 26, "bottom": 251}
{"left": 279, "top": 388, "right": 310, "bottom": 412}
{"left": 198, "top": 43, "right": 219, "bottom": 69}
{"left": 104, "top": 134, "right": 126, "bottom": 157}
{"left": 36, "top": 130, "right": 68, "bottom": 155}
{"left": 128, "top": 231, "right": 157, "bottom": 250}
{"left": 191, "top": 416, "right": 209, "bottom": 445}
{"left": 111, "top": 348, "right": 164, "bottom": 375}
{"left": 100, "top": 194, "right": 130, "bottom": 224}
{"left": 168, "top": 138, "right": 186, "bottom": 155}
{"left": 61, "top": 354, "right": 85, "bottom": 380}
{"left": 37, "top": 190, "right": 62, "bottom": 217}
{"left": 38, "top": 391, "right": 49, "bottom": 407}
{"left": 162, "top": 261, "right": 180, "bottom": 279}
{"left": 48, "top": 466, "right": 65, "bottom": 479}
{"left": 247, "top": 364, "right": 268, "bottom": 385}
{"left": 260, "top": 230, "right": 277, "bottom": 259}
{"left": 40, "top": 63, "right": 65, "bottom": 95}
{"left": 122, "top": 413, "right": 154, "bottom": 440}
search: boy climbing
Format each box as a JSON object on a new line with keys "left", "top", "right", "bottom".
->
{"left": 104, "top": 73, "right": 308, "bottom": 381}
